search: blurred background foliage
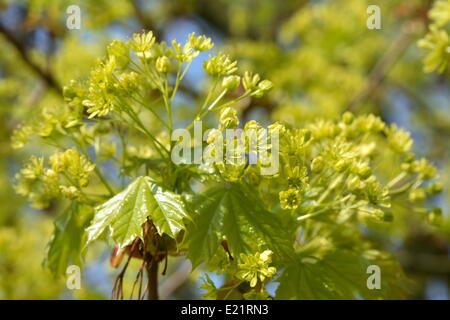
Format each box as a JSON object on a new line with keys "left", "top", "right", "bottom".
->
{"left": 0, "top": 0, "right": 449, "bottom": 299}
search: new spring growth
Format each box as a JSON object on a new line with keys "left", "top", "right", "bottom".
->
{"left": 9, "top": 25, "right": 447, "bottom": 299}
{"left": 14, "top": 148, "right": 95, "bottom": 208}
{"left": 236, "top": 250, "right": 277, "bottom": 288}
{"left": 128, "top": 30, "right": 155, "bottom": 54}
{"left": 156, "top": 56, "right": 171, "bottom": 73}
{"left": 171, "top": 39, "right": 199, "bottom": 62}
{"left": 107, "top": 40, "right": 130, "bottom": 69}
{"left": 242, "top": 71, "right": 273, "bottom": 97}
{"left": 222, "top": 75, "right": 241, "bottom": 91}
{"left": 418, "top": 0, "right": 450, "bottom": 73}
{"left": 219, "top": 107, "right": 239, "bottom": 129}
{"left": 188, "top": 32, "right": 214, "bottom": 51}
{"left": 204, "top": 54, "right": 238, "bottom": 76}
{"left": 279, "top": 189, "right": 301, "bottom": 209}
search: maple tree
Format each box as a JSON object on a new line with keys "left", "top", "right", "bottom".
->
{"left": 2, "top": 0, "right": 450, "bottom": 300}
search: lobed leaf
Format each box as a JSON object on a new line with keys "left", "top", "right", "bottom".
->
{"left": 187, "top": 183, "right": 294, "bottom": 268}
{"left": 46, "top": 202, "right": 93, "bottom": 275}
{"left": 86, "top": 176, "right": 190, "bottom": 248}
{"left": 276, "top": 249, "right": 410, "bottom": 300}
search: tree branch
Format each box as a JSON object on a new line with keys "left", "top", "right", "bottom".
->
{"left": 345, "top": 21, "right": 419, "bottom": 112}
{"left": 0, "top": 22, "right": 62, "bottom": 95}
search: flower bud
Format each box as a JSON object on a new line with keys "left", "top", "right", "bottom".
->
{"left": 408, "top": 188, "right": 426, "bottom": 202}
{"left": 258, "top": 80, "right": 273, "bottom": 91}
{"left": 244, "top": 120, "right": 261, "bottom": 132}
{"left": 268, "top": 122, "right": 286, "bottom": 136}
{"left": 342, "top": 112, "right": 354, "bottom": 125}
{"left": 156, "top": 56, "right": 171, "bottom": 73}
{"left": 63, "top": 81, "right": 77, "bottom": 100}
{"left": 279, "top": 189, "right": 301, "bottom": 209}
{"left": 188, "top": 32, "right": 214, "bottom": 51}
{"left": 427, "top": 182, "right": 443, "bottom": 195}
{"left": 243, "top": 71, "right": 260, "bottom": 91}
{"left": 107, "top": 40, "right": 129, "bottom": 68}
{"left": 60, "top": 185, "right": 80, "bottom": 200}
{"left": 219, "top": 107, "right": 239, "bottom": 129}
{"left": 403, "top": 152, "right": 415, "bottom": 163}
{"left": 253, "top": 80, "right": 273, "bottom": 98}
{"left": 401, "top": 162, "right": 413, "bottom": 173}
{"left": 335, "top": 159, "right": 349, "bottom": 172}
{"left": 222, "top": 75, "right": 241, "bottom": 91}
{"left": 117, "top": 72, "right": 139, "bottom": 92}
{"left": 355, "top": 163, "right": 372, "bottom": 179}
{"left": 206, "top": 129, "right": 222, "bottom": 144}
{"left": 311, "top": 156, "right": 325, "bottom": 173}
{"left": 203, "top": 54, "right": 237, "bottom": 76}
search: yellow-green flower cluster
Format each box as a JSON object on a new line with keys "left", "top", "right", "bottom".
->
{"left": 401, "top": 156, "right": 437, "bottom": 180}
{"left": 203, "top": 119, "right": 277, "bottom": 182}
{"left": 49, "top": 148, "right": 96, "bottom": 187}
{"left": 429, "top": 0, "right": 450, "bottom": 28}
{"left": 82, "top": 59, "right": 118, "bottom": 118}
{"left": 128, "top": 31, "right": 156, "bottom": 54}
{"left": 170, "top": 39, "right": 199, "bottom": 63}
{"left": 237, "top": 112, "right": 442, "bottom": 225}
{"left": 14, "top": 148, "right": 95, "bottom": 208}
{"left": 11, "top": 98, "right": 82, "bottom": 150}
{"left": 219, "top": 107, "right": 239, "bottom": 129}
{"left": 279, "top": 188, "right": 301, "bottom": 209}
{"left": 418, "top": 0, "right": 450, "bottom": 73}
{"left": 108, "top": 40, "right": 130, "bottom": 69}
{"left": 386, "top": 124, "right": 413, "bottom": 153}
{"left": 204, "top": 53, "right": 238, "bottom": 76}
{"left": 222, "top": 75, "right": 241, "bottom": 91}
{"left": 188, "top": 32, "right": 214, "bottom": 51}
{"left": 236, "top": 250, "right": 277, "bottom": 288}
{"left": 63, "top": 30, "right": 218, "bottom": 121}
{"left": 242, "top": 72, "right": 273, "bottom": 97}
{"left": 202, "top": 110, "right": 441, "bottom": 223}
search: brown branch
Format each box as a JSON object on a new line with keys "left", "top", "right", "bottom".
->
{"left": 0, "top": 23, "right": 62, "bottom": 95}
{"left": 345, "top": 21, "right": 420, "bottom": 112}
{"left": 399, "top": 252, "right": 450, "bottom": 274}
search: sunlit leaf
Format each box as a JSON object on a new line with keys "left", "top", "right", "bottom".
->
{"left": 187, "top": 183, "right": 294, "bottom": 268}
{"left": 86, "top": 176, "right": 190, "bottom": 248}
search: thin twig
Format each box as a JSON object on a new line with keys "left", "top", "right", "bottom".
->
{"left": 345, "top": 22, "right": 419, "bottom": 112}
{"left": 0, "top": 22, "right": 62, "bottom": 94}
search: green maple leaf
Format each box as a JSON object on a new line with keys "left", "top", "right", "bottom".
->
{"left": 276, "top": 249, "right": 410, "bottom": 300}
{"left": 86, "top": 176, "right": 190, "bottom": 248}
{"left": 187, "top": 183, "right": 294, "bottom": 268}
{"left": 46, "top": 202, "right": 94, "bottom": 275}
